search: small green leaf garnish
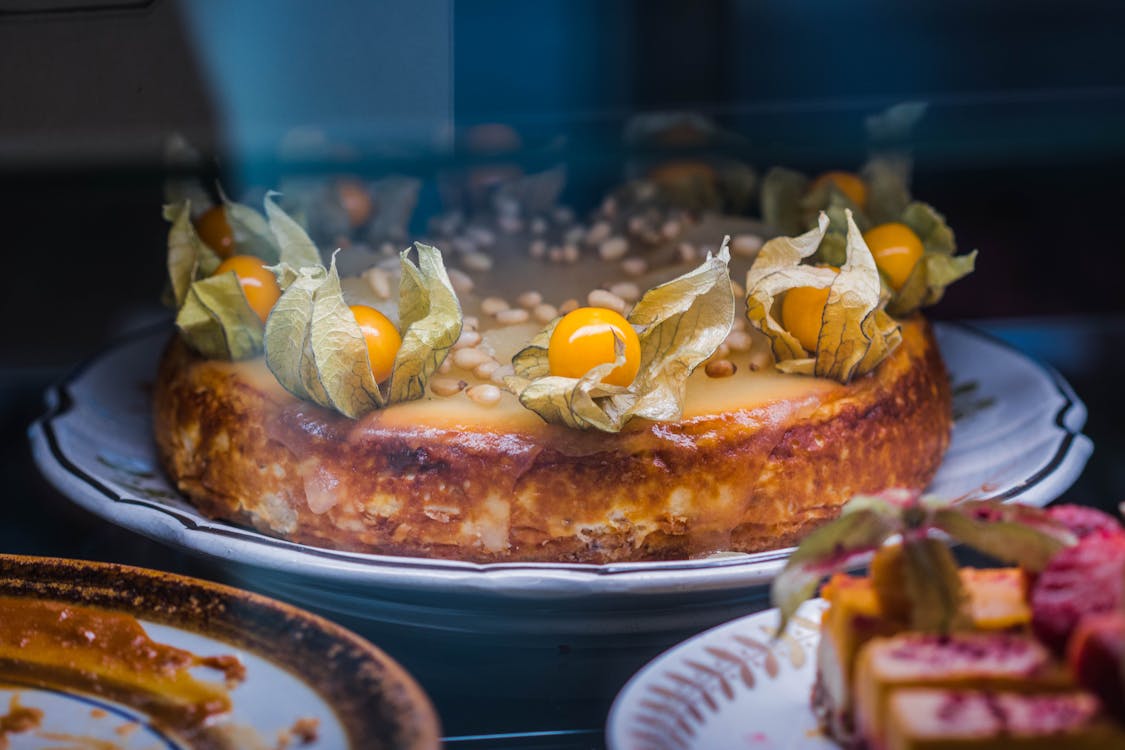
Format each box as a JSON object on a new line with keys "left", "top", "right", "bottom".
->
{"left": 770, "top": 490, "right": 1077, "bottom": 635}
{"left": 887, "top": 202, "right": 977, "bottom": 317}
{"left": 265, "top": 244, "right": 462, "bottom": 419}
{"left": 745, "top": 210, "right": 902, "bottom": 383}
{"left": 902, "top": 538, "right": 969, "bottom": 633}
{"left": 507, "top": 245, "right": 734, "bottom": 432}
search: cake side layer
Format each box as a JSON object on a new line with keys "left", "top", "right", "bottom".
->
{"left": 153, "top": 318, "right": 951, "bottom": 563}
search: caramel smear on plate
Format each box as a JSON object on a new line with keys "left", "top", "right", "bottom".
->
{"left": 0, "top": 596, "right": 241, "bottom": 735}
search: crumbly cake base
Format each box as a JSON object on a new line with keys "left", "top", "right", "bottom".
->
{"left": 153, "top": 318, "right": 951, "bottom": 563}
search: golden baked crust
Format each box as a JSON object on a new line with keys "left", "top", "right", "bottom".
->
{"left": 153, "top": 317, "right": 951, "bottom": 563}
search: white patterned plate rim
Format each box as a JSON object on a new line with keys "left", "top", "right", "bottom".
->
{"left": 606, "top": 599, "right": 832, "bottom": 750}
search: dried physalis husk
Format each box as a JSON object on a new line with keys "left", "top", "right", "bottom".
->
{"left": 761, "top": 157, "right": 913, "bottom": 266}
{"left": 746, "top": 210, "right": 902, "bottom": 383}
{"left": 507, "top": 244, "right": 734, "bottom": 432}
{"left": 771, "top": 490, "right": 1077, "bottom": 636}
{"left": 885, "top": 202, "right": 977, "bottom": 317}
{"left": 166, "top": 194, "right": 322, "bottom": 361}
{"left": 264, "top": 243, "right": 462, "bottom": 419}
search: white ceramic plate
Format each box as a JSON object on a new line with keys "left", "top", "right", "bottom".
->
{"left": 606, "top": 599, "right": 831, "bottom": 750}
{"left": 29, "top": 323, "right": 1091, "bottom": 635}
{"left": 0, "top": 554, "right": 439, "bottom": 749}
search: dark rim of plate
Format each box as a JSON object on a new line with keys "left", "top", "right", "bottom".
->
{"left": 0, "top": 553, "right": 441, "bottom": 749}
{"left": 31, "top": 320, "right": 1083, "bottom": 577}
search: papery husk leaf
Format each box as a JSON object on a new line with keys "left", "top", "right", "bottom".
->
{"left": 264, "top": 257, "right": 383, "bottom": 418}
{"left": 510, "top": 319, "right": 629, "bottom": 430}
{"left": 387, "top": 243, "right": 463, "bottom": 403}
{"left": 746, "top": 213, "right": 834, "bottom": 372}
{"left": 175, "top": 272, "right": 263, "bottom": 360}
{"left": 932, "top": 501, "right": 1076, "bottom": 573}
{"left": 812, "top": 210, "right": 902, "bottom": 381}
{"left": 801, "top": 180, "right": 867, "bottom": 234}
{"left": 265, "top": 192, "right": 322, "bottom": 269}
{"left": 901, "top": 202, "right": 955, "bottom": 255}
{"left": 746, "top": 211, "right": 901, "bottom": 382}
{"left": 219, "top": 188, "right": 280, "bottom": 263}
{"left": 813, "top": 205, "right": 851, "bottom": 267}
{"left": 623, "top": 244, "right": 734, "bottom": 421}
{"left": 760, "top": 167, "right": 809, "bottom": 236}
{"left": 307, "top": 258, "right": 385, "bottom": 417}
{"left": 902, "top": 537, "right": 970, "bottom": 633}
{"left": 164, "top": 201, "right": 220, "bottom": 308}
{"left": 862, "top": 157, "right": 912, "bottom": 225}
{"left": 509, "top": 248, "right": 733, "bottom": 432}
{"left": 772, "top": 502, "right": 900, "bottom": 635}
{"left": 264, "top": 264, "right": 326, "bottom": 404}
{"left": 887, "top": 202, "right": 977, "bottom": 316}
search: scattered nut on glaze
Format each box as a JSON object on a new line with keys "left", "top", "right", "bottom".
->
{"left": 480, "top": 297, "right": 510, "bottom": 316}
{"left": 731, "top": 234, "right": 764, "bottom": 257}
{"left": 533, "top": 303, "right": 558, "bottom": 324}
{"left": 463, "top": 252, "right": 493, "bottom": 272}
{"left": 598, "top": 236, "right": 628, "bottom": 261}
{"left": 558, "top": 298, "right": 580, "bottom": 315}
{"left": 452, "top": 348, "right": 492, "bottom": 370}
{"left": 495, "top": 308, "right": 530, "bottom": 325}
{"left": 489, "top": 363, "right": 515, "bottom": 384}
{"left": 587, "top": 289, "right": 627, "bottom": 314}
{"left": 609, "top": 282, "right": 641, "bottom": 303}
{"left": 430, "top": 377, "right": 468, "bottom": 397}
{"left": 454, "top": 330, "right": 482, "bottom": 350}
{"left": 474, "top": 361, "right": 501, "bottom": 379}
{"left": 705, "top": 359, "right": 737, "bottom": 378}
{"left": 466, "top": 384, "right": 502, "bottom": 406}
{"left": 363, "top": 268, "right": 392, "bottom": 300}
{"left": 621, "top": 257, "right": 648, "bottom": 277}
{"left": 725, "top": 330, "right": 753, "bottom": 353}
{"left": 586, "top": 221, "right": 612, "bottom": 245}
{"left": 447, "top": 268, "right": 475, "bottom": 295}
{"left": 517, "top": 291, "right": 543, "bottom": 309}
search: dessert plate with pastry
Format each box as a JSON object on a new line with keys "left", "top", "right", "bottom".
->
{"left": 0, "top": 554, "right": 439, "bottom": 749}
{"left": 30, "top": 174, "right": 1091, "bottom": 635}
{"left": 607, "top": 496, "right": 1125, "bottom": 750}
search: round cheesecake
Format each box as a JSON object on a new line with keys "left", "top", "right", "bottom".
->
{"left": 153, "top": 319, "right": 950, "bottom": 563}
{"left": 154, "top": 211, "right": 953, "bottom": 563}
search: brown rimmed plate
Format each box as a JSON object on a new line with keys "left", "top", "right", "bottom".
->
{"left": 0, "top": 553, "right": 440, "bottom": 749}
